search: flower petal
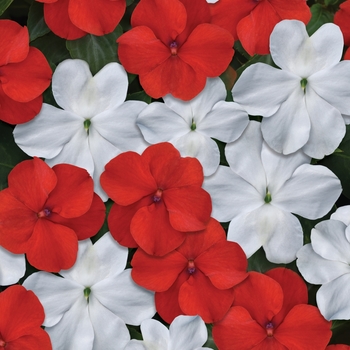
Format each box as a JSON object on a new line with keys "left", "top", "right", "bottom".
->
{"left": 0, "top": 247, "right": 25, "bottom": 286}
{"left": 139, "top": 319, "right": 170, "bottom": 347}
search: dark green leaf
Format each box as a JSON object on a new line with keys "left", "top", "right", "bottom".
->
{"left": 126, "top": 90, "right": 152, "bottom": 104}
{"left": 128, "top": 326, "right": 143, "bottom": 340}
{"left": 27, "top": 1, "right": 50, "bottom": 41}
{"left": 66, "top": 25, "right": 123, "bottom": 75}
{"left": 0, "top": 0, "right": 14, "bottom": 16}
{"left": 306, "top": 4, "right": 333, "bottom": 36}
{"left": 204, "top": 324, "right": 218, "bottom": 350}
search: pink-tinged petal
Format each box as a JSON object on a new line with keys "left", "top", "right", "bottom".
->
{"left": 101, "top": 151, "right": 157, "bottom": 206}
{"left": 196, "top": 241, "right": 248, "bottom": 289}
{"left": 164, "top": 186, "right": 211, "bottom": 232}
{"left": 179, "top": 270, "right": 235, "bottom": 323}
{"left": 26, "top": 219, "right": 78, "bottom": 272}
{"left": 69, "top": 0, "right": 125, "bottom": 35}
{"left": 46, "top": 164, "right": 94, "bottom": 218}
{"left": 274, "top": 305, "right": 331, "bottom": 349}
{"left": 213, "top": 306, "right": 267, "bottom": 350}
{"left": 0, "top": 20, "right": 29, "bottom": 66}
{"left": 179, "top": 23, "right": 234, "bottom": 76}
{"left": 131, "top": 202, "right": 187, "bottom": 256}
{"left": 42, "top": 0, "right": 87, "bottom": 39}
{"left": 0, "top": 47, "right": 52, "bottom": 102}
{"left": 8, "top": 158, "right": 57, "bottom": 213}
{"left": 131, "top": 0, "right": 186, "bottom": 44}
{"left": 131, "top": 248, "right": 187, "bottom": 292}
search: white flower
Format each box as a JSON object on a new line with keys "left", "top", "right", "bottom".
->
{"left": 124, "top": 315, "right": 212, "bottom": 350}
{"left": 297, "top": 206, "right": 350, "bottom": 320}
{"left": 14, "top": 59, "right": 149, "bottom": 201}
{"left": 232, "top": 20, "right": 350, "bottom": 159}
{"left": 23, "top": 232, "right": 156, "bottom": 350}
{"left": 0, "top": 246, "right": 25, "bottom": 286}
{"left": 203, "top": 121, "right": 342, "bottom": 263}
{"left": 137, "top": 78, "right": 248, "bottom": 176}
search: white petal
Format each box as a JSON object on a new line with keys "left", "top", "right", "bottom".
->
{"left": 140, "top": 319, "right": 170, "bottom": 348}
{"left": 261, "top": 87, "right": 311, "bottom": 155}
{"left": 232, "top": 63, "right": 298, "bottom": 116}
{"left": 331, "top": 206, "right": 350, "bottom": 225}
{"left": 124, "top": 340, "right": 148, "bottom": 350}
{"left": 23, "top": 272, "right": 84, "bottom": 327}
{"left": 302, "top": 87, "right": 345, "bottom": 158}
{"left": 89, "top": 295, "right": 130, "bottom": 350}
{"left": 273, "top": 164, "right": 341, "bottom": 219}
{"left": 297, "top": 244, "right": 350, "bottom": 285}
{"left": 343, "top": 114, "right": 350, "bottom": 124}
{"left": 169, "top": 315, "right": 207, "bottom": 350}
{"left": 203, "top": 165, "right": 264, "bottom": 222}
{"left": 13, "top": 104, "right": 83, "bottom": 159}
{"left": 0, "top": 247, "right": 25, "bottom": 285}
{"left": 92, "top": 269, "right": 155, "bottom": 326}
{"left": 317, "top": 274, "right": 350, "bottom": 320}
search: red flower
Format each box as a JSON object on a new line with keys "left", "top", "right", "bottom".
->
{"left": 117, "top": 0, "right": 234, "bottom": 100}
{"left": 334, "top": 0, "right": 350, "bottom": 47}
{"left": 0, "top": 158, "right": 105, "bottom": 272}
{"left": 131, "top": 218, "right": 248, "bottom": 323}
{"left": 0, "top": 20, "right": 52, "bottom": 125}
{"left": 213, "top": 268, "right": 332, "bottom": 350}
{"left": 0, "top": 285, "right": 51, "bottom": 350}
{"left": 210, "top": 0, "right": 311, "bottom": 56}
{"left": 100, "top": 142, "right": 212, "bottom": 256}
{"left": 327, "top": 346, "right": 350, "bottom": 350}
{"left": 36, "top": 0, "right": 126, "bottom": 40}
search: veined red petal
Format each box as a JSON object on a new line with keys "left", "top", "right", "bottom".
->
{"left": 270, "top": 0, "right": 311, "bottom": 25}
{"left": 0, "top": 20, "right": 29, "bottom": 66}
{"left": 334, "top": 0, "right": 350, "bottom": 46}
{"left": 131, "top": 248, "right": 187, "bottom": 292}
{"left": 101, "top": 151, "right": 157, "bottom": 206}
{"left": 5, "top": 328, "right": 52, "bottom": 350}
{"left": 0, "top": 47, "right": 52, "bottom": 103}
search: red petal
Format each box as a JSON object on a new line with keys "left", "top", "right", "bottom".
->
{"left": 0, "top": 47, "right": 52, "bottom": 103}
{"left": 274, "top": 304, "right": 332, "bottom": 349}
{"left": 164, "top": 186, "right": 211, "bottom": 232}
{"left": 45, "top": 164, "right": 93, "bottom": 218}
{"left": 26, "top": 219, "right": 78, "bottom": 272}
{"left": 345, "top": 47, "right": 350, "bottom": 60}
{"left": 179, "top": 23, "right": 234, "bottom": 76}
{"left": 270, "top": 0, "right": 311, "bottom": 24}
{"left": 0, "top": 20, "right": 29, "bottom": 66}
{"left": 131, "top": 248, "right": 187, "bottom": 291}
{"left": 101, "top": 151, "right": 157, "bottom": 206}
{"left": 213, "top": 306, "right": 267, "bottom": 349}
{"left": 131, "top": 202, "right": 187, "bottom": 256}
{"left": 43, "top": 0, "right": 87, "bottom": 39}
{"left": 6, "top": 328, "right": 52, "bottom": 350}
{"left": 49, "top": 193, "right": 106, "bottom": 240}
{"left": 131, "top": 0, "right": 186, "bottom": 44}
{"left": 326, "top": 346, "right": 350, "bottom": 350}
{"left": 8, "top": 158, "right": 57, "bottom": 213}
{"left": 179, "top": 270, "right": 235, "bottom": 323}
{"left": 334, "top": 0, "right": 350, "bottom": 46}
{"left": 0, "top": 85, "right": 43, "bottom": 124}
{"left": 117, "top": 26, "right": 171, "bottom": 75}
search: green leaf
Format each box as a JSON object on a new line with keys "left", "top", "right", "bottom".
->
{"left": 0, "top": 0, "right": 14, "bottom": 16}
{"left": 27, "top": 1, "right": 50, "bottom": 41}
{"left": 0, "top": 121, "right": 31, "bottom": 190}
{"left": 126, "top": 90, "right": 152, "bottom": 104}
{"left": 66, "top": 25, "right": 123, "bottom": 75}
{"left": 306, "top": 4, "right": 333, "bottom": 36}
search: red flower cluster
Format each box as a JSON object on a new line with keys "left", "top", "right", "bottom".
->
{"left": 0, "top": 20, "right": 51, "bottom": 125}
{"left": 37, "top": 0, "right": 126, "bottom": 40}
{"left": 213, "top": 268, "right": 332, "bottom": 349}
{"left": 0, "top": 285, "right": 51, "bottom": 349}
{"left": 334, "top": 0, "right": 350, "bottom": 60}
{"left": 0, "top": 158, "right": 105, "bottom": 272}
{"left": 101, "top": 142, "right": 212, "bottom": 256}
{"left": 117, "top": 0, "right": 234, "bottom": 100}
{"left": 209, "top": 0, "right": 311, "bottom": 55}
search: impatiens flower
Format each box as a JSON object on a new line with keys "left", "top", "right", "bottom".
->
{"left": 0, "top": 157, "right": 105, "bottom": 272}
{"left": 0, "top": 246, "right": 25, "bottom": 286}
{"left": 101, "top": 142, "right": 212, "bottom": 256}
{"left": 212, "top": 268, "right": 332, "bottom": 350}
{"left": 0, "top": 20, "right": 52, "bottom": 124}
{"left": 232, "top": 20, "right": 350, "bottom": 158}
{"left": 327, "top": 346, "right": 350, "bottom": 350}
{"left": 131, "top": 218, "right": 248, "bottom": 323}
{"left": 117, "top": 0, "right": 234, "bottom": 100}
{"left": 137, "top": 78, "right": 248, "bottom": 176}
{"left": 23, "top": 232, "right": 156, "bottom": 350}
{"left": 204, "top": 121, "right": 342, "bottom": 263}
{"left": 36, "top": 0, "right": 126, "bottom": 39}
{"left": 209, "top": 0, "right": 311, "bottom": 55}
{"left": 334, "top": 0, "right": 350, "bottom": 48}
{"left": 124, "top": 315, "right": 212, "bottom": 350}
{"left": 0, "top": 285, "right": 52, "bottom": 349}
{"left": 297, "top": 206, "right": 350, "bottom": 321}
{"left": 14, "top": 59, "right": 148, "bottom": 201}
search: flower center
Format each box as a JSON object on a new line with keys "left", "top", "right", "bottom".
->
{"left": 37, "top": 207, "right": 51, "bottom": 218}
{"left": 187, "top": 260, "right": 196, "bottom": 274}
{"left": 153, "top": 189, "right": 163, "bottom": 202}
{"left": 190, "top": 118, "right": 196, "bottom": 131}
{"left": 0, "top": 338, "right": 6, "bottom": 348}
{"left": 169, "top": 41, "right": 178, "bottom": 56}
{"left": 84, "top": 287, "right": 91, "bottom": 302}
{"left": 265, "top": 322, "right": 274, "bottom": 337}
{"left": 300, "top": 78, "right": 307, "bottom": 91}
{"left": 264, "top": 188, "right": 272, "bottom": 203}
{"left": 84, "top": 119, "right": 91, "bottom": 134}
